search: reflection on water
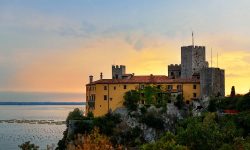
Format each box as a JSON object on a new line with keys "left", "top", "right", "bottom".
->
{"left": 0, "top": 105, "right": 85, "bottom": 150}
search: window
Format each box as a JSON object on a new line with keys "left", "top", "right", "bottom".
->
{"left": 115, "top": 74, "right": 118, "bottom": 79}
{"left": 104, "top": 86, "right": 107, "bottom": 90}
{"left": 177, "top": 85, "right": 182, "bottom": 90}
{"left": 157, "top": 85, "right": 161, "bottom": 89}
{"left": 114, "top": 86, "right": 116, "bottom": 90}
{"left": 167, "top": 85, "right": 173, "bottom": 90}
{"left": 193, "top": 84, "right": 197, "bottom": 89}
{"left": 193, "top": 93, "right": 197, "bottom": 98}
{"left": 104, "top": 95, "right": 107, "bottom": 100}
{"left": 140, "top": 85, "right": 145, "bottom": 90}
{"left": 171, "top": 72, "right": 174, "bottom": 76}
{"left": 124, "top": 85, "right": 127, "bottom": 89}
{"left": 110, "top": 98, "right": 112, "bottom": 101}
{"left": 87, "top": 96, "right": 88, "bottom": 101}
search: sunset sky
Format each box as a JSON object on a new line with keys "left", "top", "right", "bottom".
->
{"left": 1, "top": 0, "right": 250, "bottom": 101}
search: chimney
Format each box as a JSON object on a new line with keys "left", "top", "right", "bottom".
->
{"left": 100, "top": 72, "right": 103, "bottom": 80}
{"left": 89, "top": 75, "right": 93, "bottom": 83}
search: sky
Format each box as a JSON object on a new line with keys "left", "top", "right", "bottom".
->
{"left": 1, "top": 0, "right": 250, "bottom": 101}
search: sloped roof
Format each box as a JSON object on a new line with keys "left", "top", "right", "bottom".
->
{"left": 86, "top": 75, "right": 199, "bottom": 85}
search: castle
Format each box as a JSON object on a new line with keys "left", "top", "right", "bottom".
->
{"left": 86, "top": 43, "right": 225, "bottom": 116}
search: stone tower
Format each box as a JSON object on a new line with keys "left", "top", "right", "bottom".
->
{"left": 181, "top": 46, "right": 208, "bottom": 78}
{"left": 200, "top": 67, "right": 225, "bottom": 97}
{"left": 112, "top": 65, "right": 126, "bottom": 79}
{"left": 168, "top": 64, "right": 181, "bottom": 79}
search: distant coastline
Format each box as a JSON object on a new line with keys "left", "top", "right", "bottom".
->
{"left": 0, "top": 102, "right": 86, "bottom": 105}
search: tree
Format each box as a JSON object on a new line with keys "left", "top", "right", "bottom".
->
{"left": 177, "top": 113, "right": 223, "bottom": 150}
{"left": 236, "top": 92, "right": 250, "bottom": 111}
{"left": 208, "top": 98, "right": 217, "bottom": 112}
{"left": 93, "top": 112, "right": 121, "bottom": 136}
{"left": 141, "top": 132, "right": 187, "bottom": 150}
{"left": 123, "top": 90, "right": 140, "bottom": 111}
{"left": 230, "top": 86, "right": 236, "bottom": 97}
{"left": 66, "top": 108, "right": 84, "bottom": 125}
{"left": 143, "top": 86, "right": 159, "bottom": 105}
{"left": 67, "top": 127, "right": 123, "bottom": 150}
{"left": 19, "top": 141, "right": 39, "bottom": 150}
{"left": 175, "top": 94, "right": 184, "bottom": 109}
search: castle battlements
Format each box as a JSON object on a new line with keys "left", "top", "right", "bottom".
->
{"left": 112, "top": 65, "right": 126, "bottom": 69}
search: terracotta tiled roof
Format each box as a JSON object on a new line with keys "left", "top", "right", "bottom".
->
{"left": 86, "top": 75, "right": 199, "bottom": 85}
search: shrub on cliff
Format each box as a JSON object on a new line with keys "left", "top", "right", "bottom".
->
{"left": 140, "top": 112, "right": 164, "bottom": 130}
{"left": 140, "top": 132, "right": 187, "bottom": 150}
{"left": 123, "top": 90, "right": 140, "bottom": 111}
{"left": 66, "top": 108, "right": 85, "bottom": 125}
{"left": 93, "top": 112, "right": 121, "bottom": 136}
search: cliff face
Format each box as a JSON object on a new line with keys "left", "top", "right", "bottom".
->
{"left": 66, "top": 100, "right": 207, "bottom": 148}
{"left": 113, "top": 103, "right": 185, "bottom": 143}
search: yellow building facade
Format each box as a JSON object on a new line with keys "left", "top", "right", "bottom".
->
{"left": 86, "top": 74, "right": 200, "bottom": 117}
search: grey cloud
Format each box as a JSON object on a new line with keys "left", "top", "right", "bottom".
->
{"left": 56, "top": 21, "right": 97, "bottom": 38}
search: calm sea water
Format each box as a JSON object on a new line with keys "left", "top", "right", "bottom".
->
{"left": 0, "top": 105, "right": 85, "bottom": 150}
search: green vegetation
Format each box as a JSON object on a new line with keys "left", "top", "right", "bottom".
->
{"left": 208, "top": 92, "right": 250, "bottom": 111}
{"left": 175, "top": 94, "right": 185, "bottom": 109}
{"left": 57, "top": 90, "right": 250, "bottom": 150}
{"left": 141, "top": 132, "right": 187, "bottom": 150}
{"left": 139, "top": 112, "right": 164, "bottom": 130}
{"left": 56, "top": 109, "right": 121, "bottom": 149}
{"left": 123, "top": 90, "right": 140, "bottom": 111}
{"left": 123, "top": 85, "right": 171, "bottom": 111}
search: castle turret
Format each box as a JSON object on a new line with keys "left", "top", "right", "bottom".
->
{"left": 168, "top": 64, "right": 181, "bottom": 79}
{"left": 112, "top": 65, "right": 126, "bottom": 79}
{"left": 181, "top": 46, "right": 208, "bottom": 78}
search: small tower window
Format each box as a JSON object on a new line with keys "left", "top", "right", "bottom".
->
{"left": 124, "top": 85, "right": 127, "bottom": 89}
{"left": 193, "top": 84, "right": 197, "bottom": 89}
{"left": 104, "top": 86, "right": 107, "bottom": 90}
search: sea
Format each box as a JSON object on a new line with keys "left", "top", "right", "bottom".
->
{"left": 0, "top": 92, "right": 85, "bottom": 150}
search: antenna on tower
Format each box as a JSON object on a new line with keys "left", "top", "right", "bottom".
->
{"left": 211, "top": 48, "right": 213, "bottom": 68}
{"left": 192, "top": 31, "right": 194, "bottom": 46}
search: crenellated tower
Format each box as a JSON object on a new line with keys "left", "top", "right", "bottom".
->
{"left": 112, "top": 65, "right": 126, "bottom": 79}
